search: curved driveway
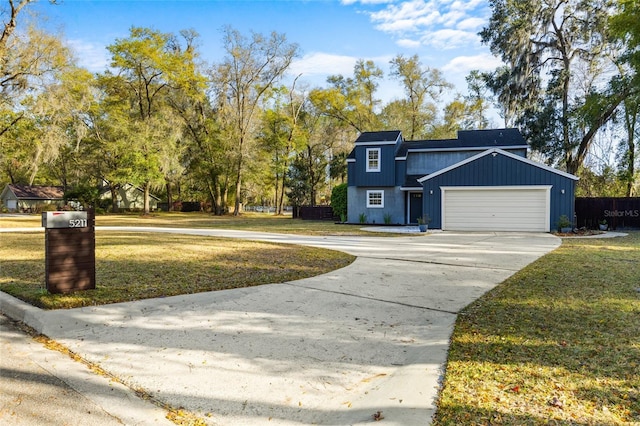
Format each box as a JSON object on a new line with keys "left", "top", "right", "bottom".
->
{"left": 0, "top": 227, "right": 560, "bottom": 425}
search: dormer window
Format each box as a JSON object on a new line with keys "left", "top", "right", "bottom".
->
{"left": 366, "top": 148, "right": 380, "bottom": 172}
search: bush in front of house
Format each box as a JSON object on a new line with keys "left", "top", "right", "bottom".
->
{"left": 331, "top": 183, "right": 347, "bottom": 222}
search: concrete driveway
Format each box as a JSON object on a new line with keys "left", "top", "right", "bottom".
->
{"left": 0, "top": 228, "right": 560, "bottom": 425}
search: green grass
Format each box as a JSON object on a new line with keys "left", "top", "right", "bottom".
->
{"left": 0, "top": 231, "right": 354, "bottom": 310}
{"left": 433, "top": 231, "right": 640, "bottom": 425}
{"left": 0, "top": 211, "right": 405, "bottom": 235}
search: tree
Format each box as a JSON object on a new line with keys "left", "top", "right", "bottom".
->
{"left": 480, "top": 0, "right": 630, "bottom": 174}
{"left": 1, "top": 6, "right": 70, "bottom": 138}
{"left": 81, "top": 73, "right": 140, "bottom": 213}
{"left": 610, "top": 0, "right": 640, "bottom": 75}
{"left": 257, "top": 82, "right": 306, "bottom": 215}
{"left": 0, "top": 3, "right": 73, "bottom": 185}
{"left": 106, "top": 27, "right": 197, "bottom": 214}
{"left": 213, "top": 26, "right": 299, "bottom": 215}
{"left": 610, "top": 0, "right": 640, "bottom": 196}
{"left": 173, "top": 90, "right": 231, "bottom": 215}
{"left": 430, "top": 98, "right": 468, "bottom": 139}
{"left": 389, "top": 54, "right": 451, "bottom": 140}
{"left": 34, "top": 66, "right": 96, "bottom": 189}
{"left": 464, "top": 70, "right": 492, "bottom": 129}
{"left": 309, "top": 59, "right": 383, "bottom": 133}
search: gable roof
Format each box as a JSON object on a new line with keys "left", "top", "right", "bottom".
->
{"left": 4, "top": 184, "right": 65, "bottom": 200}
{"left": 396, "top": 128, "right": 527, "bottom": 157}
{"left": 417, "top": 148, "right": 579, "bottom": 183}
{"left": 354, "top": 130, "right": 402, "bottom": 145}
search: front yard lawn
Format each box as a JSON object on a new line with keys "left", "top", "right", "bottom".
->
{"left": 434, "top": 232, "right": 640, "bottom": 425}
{"left": 0, "top": 211, "right": 406, "bottom": 236}
{"left": 0, "top": 231, "right": 354, "bottom": 309}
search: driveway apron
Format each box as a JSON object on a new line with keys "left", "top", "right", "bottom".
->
{"left": 1, "top": 228, "right": 560, "bottom": 425}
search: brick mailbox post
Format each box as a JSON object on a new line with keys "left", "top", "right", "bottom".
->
{"left": 41, "top": 210, "right": 96, "bottom": 294}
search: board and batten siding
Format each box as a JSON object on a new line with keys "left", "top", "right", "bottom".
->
{"left": 348, "top": 145, "right": 397, "bottom": 187}
{"left": 421, "top": 151, "right": 576, "bottom": 230}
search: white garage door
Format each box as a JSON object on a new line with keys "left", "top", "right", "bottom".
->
{"left": 442, "top": 186, "right": 551, "bottom": 232}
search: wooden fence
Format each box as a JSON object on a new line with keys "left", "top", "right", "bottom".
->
{"left": 293, "top": 206, "right": 339, "bottom": 221}
{"left": 575, "top": 197, "right": 640, "bottom": 230}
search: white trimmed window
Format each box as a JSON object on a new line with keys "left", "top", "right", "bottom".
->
{"left": 366, "top": 148, "right": 381, "bottom": 172}
{"left": 367, "top": 190, "right": 384, "bottom": 208}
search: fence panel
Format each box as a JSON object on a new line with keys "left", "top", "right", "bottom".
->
{"left": 575, "top": 197, "right": 640, "bottom": 230}
{"left": 297, "top": 206, "right": 338, "bottom": 221}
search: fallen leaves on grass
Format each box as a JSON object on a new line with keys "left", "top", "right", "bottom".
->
{"left": 434, "top": 232, "right": 640, "bottom": 425}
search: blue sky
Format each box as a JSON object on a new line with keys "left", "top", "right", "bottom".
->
{"left": 33, "top": 0, "right": 503, "bottom": 105}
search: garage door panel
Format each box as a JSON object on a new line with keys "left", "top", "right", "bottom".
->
{"left": 443, "top": 187, "right": 549, "bottom": 232}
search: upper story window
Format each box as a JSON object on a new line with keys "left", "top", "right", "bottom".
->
{"left": 366, "top": 148, "right": 381, "bottom": 172}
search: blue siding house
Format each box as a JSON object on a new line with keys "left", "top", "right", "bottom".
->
{"left": 346, "top": 128, "right": 578, "bottom": 232}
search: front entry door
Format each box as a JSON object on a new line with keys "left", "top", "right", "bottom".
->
{"left": 409, "top": 192, "right": 423, "bottom": 224}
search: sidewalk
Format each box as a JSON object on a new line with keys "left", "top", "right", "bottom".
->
{"left": 0, "top": 314, "right": 173, "bottom": 425}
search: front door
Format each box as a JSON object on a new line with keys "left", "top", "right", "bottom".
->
{"left": 409, "top": 192, "right": 423, "bottom": 224}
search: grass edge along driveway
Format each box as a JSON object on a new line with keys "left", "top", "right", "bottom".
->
{"left": 0, "top": 231, "right": 355, "bottom": 310}
{"left": 433, "top": 231, "right": 640, "bottom": 425}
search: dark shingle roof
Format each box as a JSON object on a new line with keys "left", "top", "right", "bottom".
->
{"left": 402, "top": 175, "right": 424, "bottom": 188}
{"left": 396, "top": 128, "right": 526, "bottom": 157}
{"left": 354, "top": 130, "right": 402, "bottom": 144}
{"left": 457, "top": 128, "right": 526, "bottom": 146}
{"left": 8, "top": 184, "right": 64, "bottom": 200}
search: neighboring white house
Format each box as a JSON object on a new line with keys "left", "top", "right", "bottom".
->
{"left": 99, "top": 183, "right": 160, "bottom": 211}
{"left": 1, "top": 184, "right": 65, "bottom": 212}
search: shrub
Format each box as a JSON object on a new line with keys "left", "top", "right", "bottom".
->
{"left": 331, "top": 183, "right": 347, "bottom": 222}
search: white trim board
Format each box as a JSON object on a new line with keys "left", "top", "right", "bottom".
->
{"left": 418, "top": 148, "right": 579, "bottom": 183}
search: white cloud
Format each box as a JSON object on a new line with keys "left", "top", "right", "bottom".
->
{"left": 288, "top": 52, "right": 359, "bottom": 78}
{"left": 426, "top": 28, "right": 480, "bottom": 49}
{"left": 442, "top": 53, "right": 503, "bottom": 74}
{"left": 364, "top": 0, "right": 490, "bottom": 51}
{"left": 397, "top": 38, "right": 422, "bottom": 48}
{"left": 287, "top": 52, "right": 401, "bottom": 102}
{"left": 370, "top": 1, "right": 441, "bottom": 33}
{"left": 67, "top": 39, "right": 109, "bottom": 72}
{"left": 341, "top": 0, "right": 394, "bottom": 4}
{"left": 456, "top": 17, "right": 485, "bottom": 31}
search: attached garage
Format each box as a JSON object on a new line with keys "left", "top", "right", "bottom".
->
{"left": 441, "top": 186, "right": 550, "bottom": 232}
{"left": 419, "top": 148, "right": 579, "bottom": 232}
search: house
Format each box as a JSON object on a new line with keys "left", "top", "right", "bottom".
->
{"left": 346, "top": 129, "right": 578, "bottom": 232}
{"left": 1, "top": 184, "right": 65, "bottom": 212}
{"left": 99, "top": 183, "right": 160, "bottom": 211}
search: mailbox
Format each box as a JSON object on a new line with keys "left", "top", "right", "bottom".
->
{"left": 42, "top": 211, "right": 88, "bottom": 229}
{"left": 42, "top": 210, "right": 95, "bottom": 294}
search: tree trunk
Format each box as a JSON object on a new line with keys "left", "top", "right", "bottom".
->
{"left": 626, "top": 134, "right": 636, "bottom": 197}
{"left": 233, "top": 160, "right": 242, "bottom": 216}
{"left": 222, "top": 184, "right": 228, "bottom": 213}
{"left": 109, "top": 186, "right": 119, "bottom": 213}
{"left": 278, "top": 170, "right": 286, "bottom": 215}
{"left": 143, "top": 181, "right": 150, "bottom": 215}
{"left": 166, "top": 181, "right": 173, "bottom": 211}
